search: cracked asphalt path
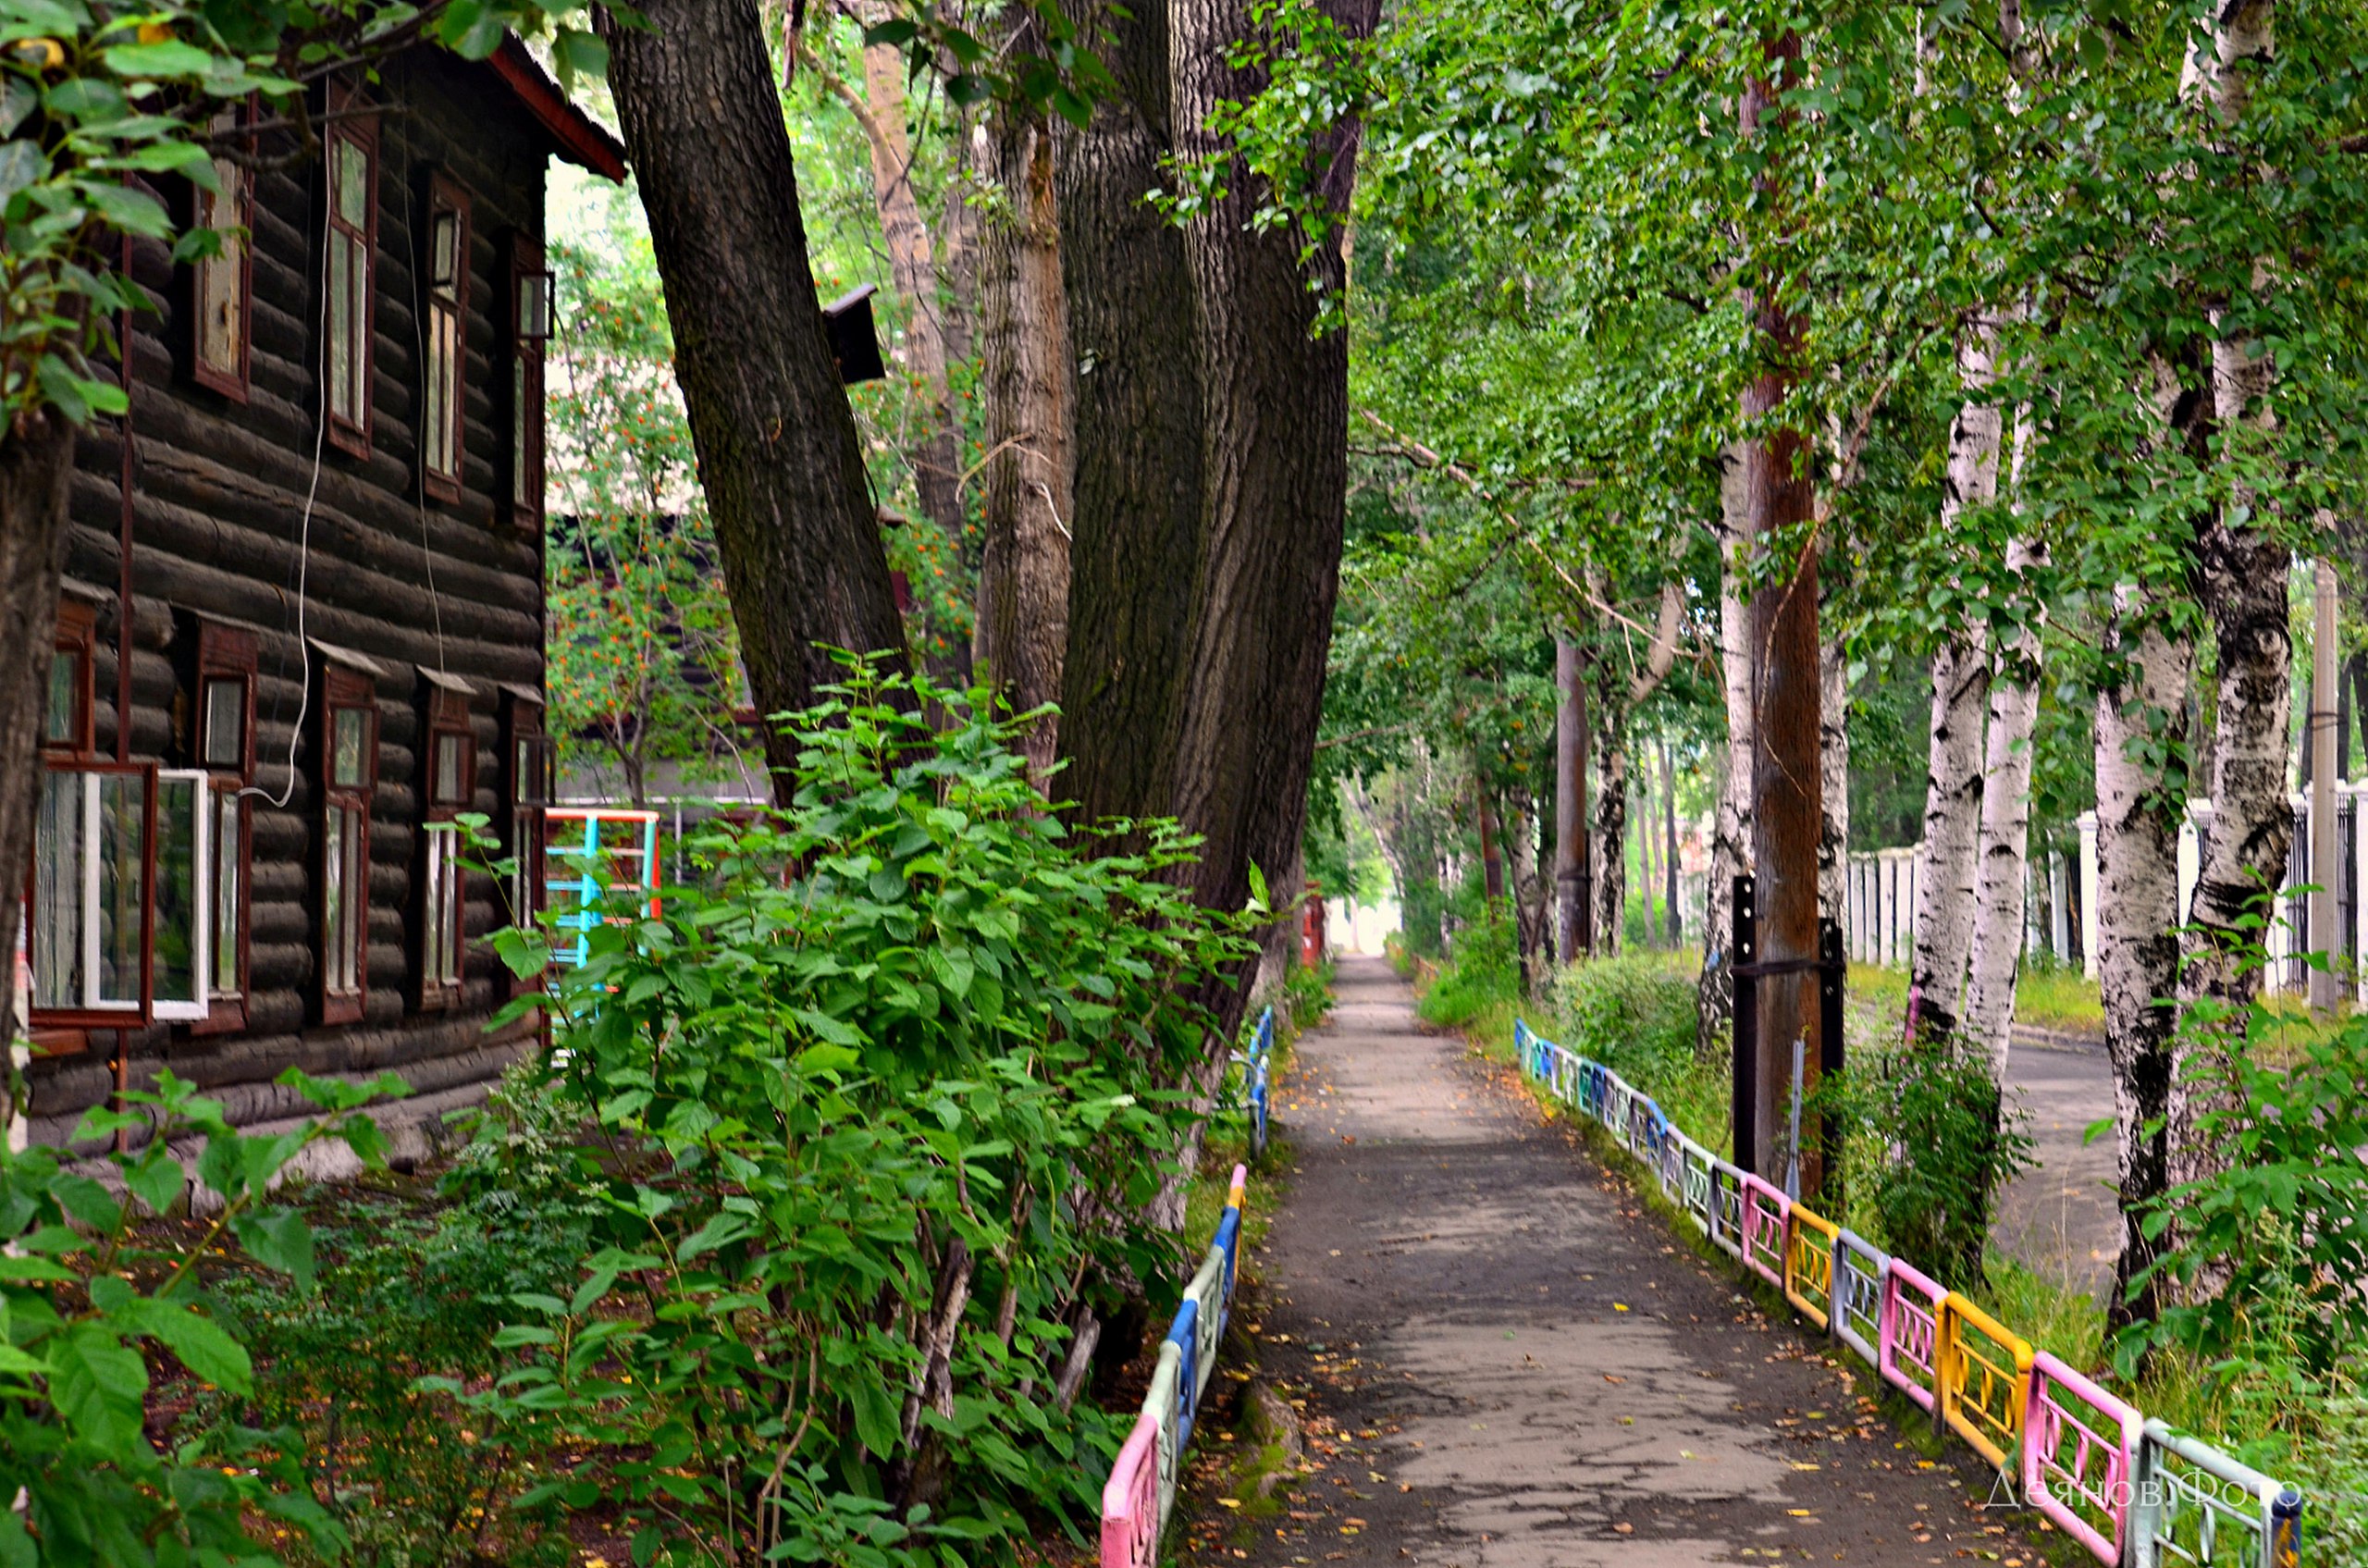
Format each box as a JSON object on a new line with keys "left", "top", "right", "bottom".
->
{"left": 1212, "top": 956, "right": 2057, "bottom": 1568}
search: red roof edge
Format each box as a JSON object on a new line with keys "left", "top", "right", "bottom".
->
{"left": 490, "top": 35, "right": 628, "bottom": 183}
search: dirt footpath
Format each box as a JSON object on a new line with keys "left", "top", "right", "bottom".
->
{"left": 1201, "top": 956, "right": 2062, "bottom": 1568}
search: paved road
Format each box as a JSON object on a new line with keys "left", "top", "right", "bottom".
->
{"left": 1197, "top": 957, "right": 2052, "bottom": 1568}
{"left": 1997, "top": 1032, "right": 2118, "bottom": 1303}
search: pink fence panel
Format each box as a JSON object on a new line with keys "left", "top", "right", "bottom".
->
{"left": 1740, "top": 1174, "right": 1788, "bottom": 1288}
{"left": 1099, "top": 1411, "right": 1161, "bottom": 1568}
{"left": 1878, "top": 1256, "right": 1946, "bottom": 1413}
{"left": 2022, "top": 1352, "right": 2141, "bottom": 1565}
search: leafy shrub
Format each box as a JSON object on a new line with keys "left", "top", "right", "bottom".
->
{"left": 456, "top": 664, "right": 1253, "bottom": 1564}
{"left": 2121, "top": 997, "right": 2368, "bottom": 1376}
{"left": 1548, "top": 952, "right": 1696, "bottom": 1085}
{"left": 1815, "top": 1035, "right": 2032, "bottom": 1290}
{"left": 0, "top": 1068, "right": 405, "bottom": 1566}
{"left": 1283, "top": 958, "right": 1333, "bottom": 1030}
{"left": 1415, "top": 912, "right": 1519, "bottom": 1026}
{"left": 204, "top": 1159, "right": 597, "bottom": 1568}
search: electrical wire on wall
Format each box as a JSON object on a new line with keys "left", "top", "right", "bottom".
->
{"left": 398, "top": 99, "right": 450, "bottom": 679}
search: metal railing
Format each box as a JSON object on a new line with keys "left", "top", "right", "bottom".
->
{"left": 1511, "top": 1016, "right": 2308, "bottom": 1567}
{"left": 1098, "top": 1163, "right": 1252, "bottom": 1567}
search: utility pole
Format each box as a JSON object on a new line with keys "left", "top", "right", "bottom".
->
{"left": 1735, "top": 29, "right": 1829, "bottom": 1197}
{"left": 2312, "top": 557, "right": 2339, "bottom": 1010}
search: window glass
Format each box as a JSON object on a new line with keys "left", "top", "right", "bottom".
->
{"left": 203, "top": 677, "right": 245, "bottom": 768}
{"left": 334, "top": 135, "right": 368, "bottom": 228}
{"left": 512, "top": 361, "right": 529, "bottom": 508}
{"left": 425, "top": 826, "right": 461, "bottom": 986}
{"left": 32, "top": 771, "right": 83, "bottom": 1009}
{"left": 332, "top": 707, "right": 367, "bottom": 788}
{"left": 212, "top": 790, "right": 241, "bottom": 995}
{"left": 95, "top": 773, "right": 145, "bottom": 1007}
{"left": 435, "top": 732, "right": 464, "bottom": 805}
{"left": 45, "top": 651, "right": 76, "bottom": 745}
{"left": 426, "top": 310, "right": 455, "bottom": 476}
{"left": 154, "top": 773, "right": 201, "bottom": 1009}
{"left": 194, "top": 148, "right": 247, "bottom": 381}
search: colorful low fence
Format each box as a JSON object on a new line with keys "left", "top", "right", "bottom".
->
{"left": 1098, "top": 1164, "right": 1252, "bottom": 1567}
{"left": 1511, "top": 1018, "right": 2309, "bottom": 1568}
{"left": 1240, "top": 1006, "right": 1274, "bottom": 1160}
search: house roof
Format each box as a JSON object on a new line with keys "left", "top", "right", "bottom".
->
{"left": 488, "top": 34, "right": 628, "bottom": 183}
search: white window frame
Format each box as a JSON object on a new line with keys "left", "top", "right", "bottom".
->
{"left": 152, "top": 768, "right": 212, "bottom": 1023}
{"left": 31, "top": 763, "right": 157, "bottom": 1024}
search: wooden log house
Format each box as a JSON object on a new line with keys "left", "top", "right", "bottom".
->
{"left": 17, "top": 43, "right": 625, "bottom": 1150}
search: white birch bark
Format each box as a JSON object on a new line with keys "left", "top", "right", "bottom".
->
{"left": 1962, "top": 529, "right": 2046, "bottom": 1069}
{"left": 1699, "top": 444, "right": 1757, "bottom": 1056}
{"left": 1820, "top": 636, "right": 1850, "bottom": 945}
{"left": 2169, "top": 0, "right": 2288, "bottom": 1205}
{"left": 2094, "top": 586, "right": 2194, "bottom": 1322}
{"left": 1592, "top": 577, "right": 1683, "bottom": 957}
{"left": 1908, "top": 326, "right": 2003, "bottom": 1037}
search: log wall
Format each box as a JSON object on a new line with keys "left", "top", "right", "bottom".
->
{"left": 28, "top": 52, "right": 562, "bottom": 1146}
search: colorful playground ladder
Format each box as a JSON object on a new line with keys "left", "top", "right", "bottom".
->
{"left": 544, "top": 807, "right": 662, "bottom": 967}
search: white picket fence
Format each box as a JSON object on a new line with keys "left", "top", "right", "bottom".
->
{"left": 1847, "top": 789, "right": 2366, "bottom": 999}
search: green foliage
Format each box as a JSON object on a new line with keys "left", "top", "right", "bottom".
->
{"left": 203, "top": 1159, "right": 598, "bottom": 1568}
{"left": 1815, "top": 1038, "right": 2033, "bottom": 1291}
{"left": 456, "top": 661, "right": 1254, "bottom": 1563}
{"left": 1546, "top": 951, "right": 1730, "bottom": 1157}
{"left": 2121, "top": 999, "right": 2368, "bottom": 1380}
{"left": 544, "top": 239, "right": 749, "bottom": 800}
{"left": 0, "top": 1066, "right": 409, "bottom": 1566}
{"left": 1414, "top": 911, "right": 1516, "bottom": 1028}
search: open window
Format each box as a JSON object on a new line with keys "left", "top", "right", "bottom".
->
{"left": 30, "top": 762, "right": 156, "bottom": 1029}
{"left": 318, "top": 657, "right": 377, "bottom": 1024}
{"left": 509, "top": 235, "right": 551, "bottom": 526}
{"left": 417, "top": 673, "right": 475, "bottom": 1009}
{"left": 191, "top": 104, "right": 253, "bottom": 400}
{"left": 422, "top": 176, "right": 470, "bottom": 502}
{"left": 324, "top": 89, "right": 377, "bottom": 458}
{"left": 189, "top": 623, "right": 255, "bottom": 1033}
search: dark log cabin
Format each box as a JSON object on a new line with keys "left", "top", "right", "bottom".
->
{"left": 16, "top": 43, "right": 624, "bottom": 1153}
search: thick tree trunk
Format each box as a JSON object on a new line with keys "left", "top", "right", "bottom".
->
{"left": 1699, "top": 444, "right": 1757, "bottom": 1058}
{"left": 1476, "top": 783, "right": 1505, "bottom": 906}
{"left": 2168, "top": 0, "right": 2283, "bottom": 1216}
{"left": 2094, "top": 588, "right": 2194, "bottom": 1327}
{"left": 1961, "top": 538, "right": 2046, "bottom": 1068}
{"left": 608, "top": 0, "right": 909, "bottom": 782}
{"left": 1508, "top": 791, "right": 1549, "bottom": 984}
{"left": 1555, "top": 636, "right": 1586, "bottom": 964}
{"left": 1908, "top": 327, "right": 2003, "bottom": 1038}
{"left": 1051, "top": 0, "right": 1206, "bottom": 828}
{"left": 1162, "top": 0, "right": 1375, "bottom": 1038}
{"left": 0, "top": 414, "right": 79, "bottom": 1078}
{"left": 973, "top": 97, "right": 1073, "bottom": 777}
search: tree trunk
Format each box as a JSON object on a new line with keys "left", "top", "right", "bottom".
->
{"left": 1662, "top": 738, "right": 1682, "bottom": 946}
{"left": 2168, "top": 0, "right": 2284, "bottom": 1217}
{"left": 1699, "top": 442, "right": 1757, "bottom": 1058}
{"left": 1739, "top": 31, "right": 1821, "bottom": 1189}
{"left": 1908, "top": 327, "right": 2003, "bottom": 1040}
{"left": 1961, "top": 537, "right": 2046, "bottom": 1068}
{"left": 2094, "top": 587, "right": 2194, "bottom": 1327}
{"left": 1592, "top": 705, "right": 1629, "bottom": 957}
{"left": 837, "top": 14, "right": 968, "bottom": 562}
{"left": 1555, "top": 636, "right": 1586, "bottom": 964}
{"left": 973, "top": 93, "right": 1073, "bottom": 778}
{"left": 1476, "top": 782, "right": 1504, "bottom": 907}
{"left": 607, "top": 0, "right": 909, "bottom": 784}
{"left": 1820, "top": 635, "right": 1850, "bottom": 944}
{"left": 1507, "top": 790, "right": 1548, "bottom": 986}
{"left": 1162, "top": 0, "right": 1375, "bottom": 1038}
{"left": 0, "top": 414, "right": 79, "bottom": 1068}
{"left": 1051, "top": 0, "right": 1206, "bottom": 828}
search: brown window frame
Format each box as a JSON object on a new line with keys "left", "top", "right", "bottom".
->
{"left": 422, "top": 174, "right": 471, "bottom": 503}
{"left": 189, "top": 100, "right": 255, "bottom": 401}
{"left": 317, "top": 661, "right": 377, "bottom": 1025}
{"left": 43, "top": 599, "right": 96, "bottom": 759}
{"left": 416, "top": 679, "right": 475, "bottom": 1010}
{"left": 508, "top": 234, "right": 549, "bottom": 527}
{"left": 187, "top": 623, "right": 255, "bottom": 1036}
{"left": 323, "top": 89, "right": 377, "bottom": 460}
{"left": 499, "top": 689, "right": 552, "bottom": 998}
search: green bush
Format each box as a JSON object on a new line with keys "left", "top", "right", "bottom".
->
{"left": 455, "top": 663, "right": 1254, "bottom": 1565}
{"left": 1415, "top": 913, "right": 1519, "bottom": 1027}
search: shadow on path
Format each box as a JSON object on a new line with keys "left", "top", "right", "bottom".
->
{"left": 1217, "top": 956, "right": 2055, "bottom": 1568}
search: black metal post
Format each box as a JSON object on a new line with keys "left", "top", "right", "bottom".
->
{"left": 1732, "top": 873, "right": 1758, "bottom": 1173}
